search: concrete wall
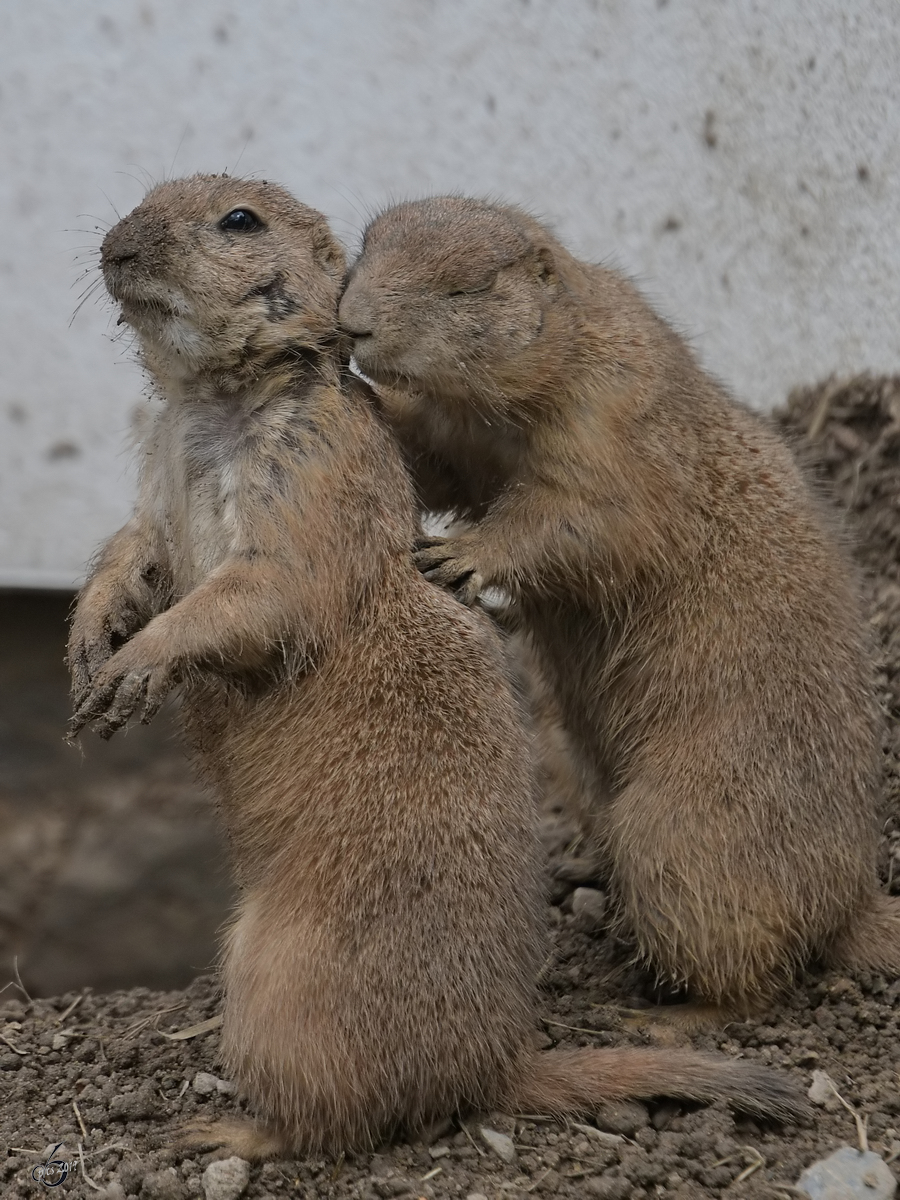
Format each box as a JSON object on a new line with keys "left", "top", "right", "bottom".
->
{"left": 2, "top": 0, "right": 898, "bottom": 587}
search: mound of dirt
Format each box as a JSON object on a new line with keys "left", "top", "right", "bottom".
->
{"left": 777, "top": 374, "right": 900, "bottom": 859}
{"left": 2, "top": 376, "right": 900, "bottom": 1199}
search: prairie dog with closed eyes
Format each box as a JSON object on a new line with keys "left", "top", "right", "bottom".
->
{"left": 339, "top": 195, "right": 891, "bottom": 1030}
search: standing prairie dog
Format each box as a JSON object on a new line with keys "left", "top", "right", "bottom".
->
{"left": 67, "top": 176, "right": 803, "bottom": 1156}
{"left": 339, "top": 196, "right": 895, "bottom": 1028}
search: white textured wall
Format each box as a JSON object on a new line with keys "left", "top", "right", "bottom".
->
{"left": 2, "top": 0, "right": 898, "bottom": 587}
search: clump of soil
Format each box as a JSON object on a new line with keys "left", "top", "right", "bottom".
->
{"left": 2, "top": 376, "right": 900, "bottom": 1199}
{"left": 777, "top": 374, "right": 900, "bottom": 858}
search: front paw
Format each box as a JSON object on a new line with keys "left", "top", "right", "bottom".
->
{"left": 413, "top": 536, "right": 485, "bottom": 607}
{"left": 68, "top": 635, "right": 177, "bottom": 741}
{"left": 68, "top": 606, "right": 138, "bottom": 705}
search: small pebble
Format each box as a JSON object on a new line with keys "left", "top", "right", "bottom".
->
{"left": 479, "top": 1126, "right": 516, "bottom": 1163}
{"left": 553, "top": 857, "right": 600, "bottom": 885}
{"left": 572, "top": 1121, "right": 625, "bottom": 1147}
{"left": 796, "top": 1145, "right": 896, "bottom": 1199}
{"left": 808, "top": 1068, "right": 842, "bottom": 1112}
{"left": 594, "top": 1100, "right": 649, "bottom": 1137}
{"left": 571, "top": 887, "right": 607, "bottom": 930}
{"left": 109, "top": 1084, "right": 157, "bottom": 1120}
{"left": 193, "top": 1071, "right": 223, "bottom": 1096}
{"left": 142, "top": 1167, "right": 189, "bottom": 1200}
{"left": 202, "top": 1156, "right": 251, "bottom": 1200}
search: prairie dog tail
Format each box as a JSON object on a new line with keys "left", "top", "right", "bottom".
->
{"left": 510, "top": 1048, "right": 806, "bottom": 1122}
{"left": 828, "top": 890, "right": 900, "bottom": 975}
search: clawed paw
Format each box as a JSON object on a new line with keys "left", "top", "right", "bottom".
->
{"left": 413, "top": 537, "right": 485, "bottom": 607}
{"left": 68, "top": 638, "right": 176, "bottom": 740}
{"left": 68, "top": 609, "right": 136, "bottom": 705}
{"left": 616, "top": 1001, "right": 736, "bottom": 1039}
{"left": 176, "top": 1118, "right": 289, "bottom": 1161}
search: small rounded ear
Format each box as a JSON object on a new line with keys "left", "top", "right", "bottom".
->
{"left": 311, "top": 223, "right": 347, "bottom": 277}
{"left": 535, "top": 245, "right": 559, "bottom": 292}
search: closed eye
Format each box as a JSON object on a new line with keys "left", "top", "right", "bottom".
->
{"left": 447, "top": 279, "right": 494, "bottom": 298}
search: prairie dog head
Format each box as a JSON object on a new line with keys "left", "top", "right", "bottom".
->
{"left": 339, "top": 198, "right": 568, "bottom": 410}
{"left": 101, "top": 175, "right": 346, "bottom": 387}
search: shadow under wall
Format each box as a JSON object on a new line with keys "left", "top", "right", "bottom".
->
{"left": 0, "top": 590, "right": 233, "bottom": 997}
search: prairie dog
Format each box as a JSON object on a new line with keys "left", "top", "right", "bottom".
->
{"left": 68, "top": 176, "right": 803, "bottom": 1155}
{"left": 339, "top": 196, "right": 894, "bottom": 1026}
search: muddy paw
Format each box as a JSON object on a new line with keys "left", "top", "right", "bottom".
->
{"left": 68, "top": 607, "right": 138, "bottom": 705}
{"left": 68, "top": 634, "right": 176, "bottom": 740}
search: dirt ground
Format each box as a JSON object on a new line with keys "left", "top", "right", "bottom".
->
{"left": 2, "top": 375, "right": 900, "bottom": 1199}
{"left": 0, "top": 591, "right": 231, "bottom": 998}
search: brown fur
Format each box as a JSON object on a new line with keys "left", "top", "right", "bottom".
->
{"left": 339, "top": 196, "right": 895, "bottom": 1023}
{"left": 507, "top": 629, "right": 602, "bottom": 851}
{"left": 439, "top": 521, "right": 600, "bottom": 846}
{"left": 68, "top": 177, "right": 804, "bottom": 1156}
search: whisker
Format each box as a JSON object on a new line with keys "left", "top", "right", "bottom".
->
{"left": 73, "top": 214, "right": 113, "bottom": 233}
{"left": 100, "top": 190, "right": 122, "bottom": 221}
{"left": 131, "top": 164, "right": 157, "bottom": 191}
{"left": 168, "top": 130, "right": 190, "bottom": 181}
{"left": 329, "top": 184, "right": 378, "bottom": 227}
{"left": 328, "top": 185, "right": 380, "bottom": 248}
{"left": 72, "top": 276, "right": 103, "bottom": 302}
{"left": 69, "top": 275, "right": 106, "bottom": 315}
{"left": 61, "top": 250, "right": 102, "bottom": 264}
{"left": 117, "top": 168, "right": 154, "bottom": 196}
{"left": 70, "top": 288, "right": 106, "bottom": 327}
{"left": 231, "top": 134, "right": 252, "bottom": 176}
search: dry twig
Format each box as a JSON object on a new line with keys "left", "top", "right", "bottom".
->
{"left": 77, "top": 1142, "right": 103, "bottom": 1191}
{"left": 0, "top": 1031, "right": 28, "bottom": 1056}
{"left": 527, "top": 1167, "right": 553, "bottom": 1192}
{"left": 4, "top": 957, "right": 34, "bottom": 1007}
{"left": 460, "top": 1122, "right": 486, "bottom": 1157}
{"left": 826, "top": 1078, "right": 869, "bottom": 1152}
{"left": 541, "top": 1018, "right": 606, "bottom": 1037}
{"left": 57, "top": 992, "right": 87, "bottom": 1024}
{"left": 711, "top": 1143, "right": 766, "bottom": 1184}
{"left": 72, "top": 1100, "right": 89, "bottom": 1141}
{"left": 159, "top": 1013, "right": 223, "bottom": 1041}
{"left": 120, "top": 1002, "right": 187, "bottom": 1040}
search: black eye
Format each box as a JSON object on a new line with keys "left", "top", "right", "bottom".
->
{"left": 219, "top": 209, "right": 262, "bottom": 233}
